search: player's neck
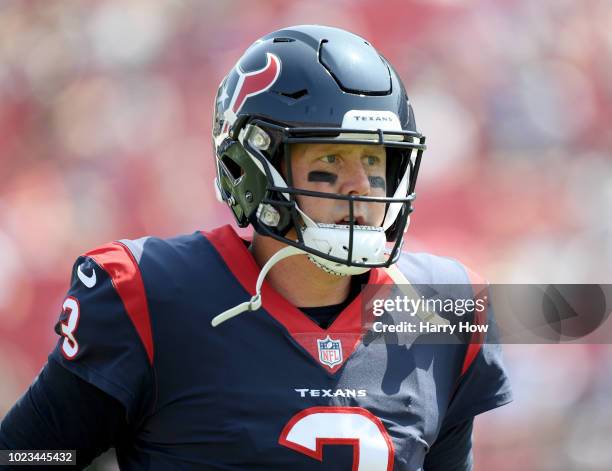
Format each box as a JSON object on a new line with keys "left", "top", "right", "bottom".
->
{"left": 250, "top": 233, "right": 352, "bottom": 308}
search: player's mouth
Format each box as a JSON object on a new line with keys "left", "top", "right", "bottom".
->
{"left": 335, "top": 216, "right": 366, "bottom": 226}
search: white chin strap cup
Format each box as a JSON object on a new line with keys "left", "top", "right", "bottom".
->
{"left": 302, "top": 223, "right": 387, "bottom": 276}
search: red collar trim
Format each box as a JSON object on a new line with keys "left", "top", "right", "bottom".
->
{"left": 202, "top": 225, "right": 393, "bottom": 374}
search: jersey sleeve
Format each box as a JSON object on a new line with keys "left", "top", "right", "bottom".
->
{"left": 396, "top": 253, "right": 513, "bottom": 427}
{"left": 49, "top": 242, "right": 156, "bottom": 423}
{"left": 443, "top": 304, "right": 513, "bottom": 427}
{"left": 0, "top": 358, "right": 128, "bottom": 463}
{"left": 444, "top": 261, "right": 513, "bottom": 427}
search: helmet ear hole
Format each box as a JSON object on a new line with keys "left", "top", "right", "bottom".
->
{"left": 220, "top": 155, "right": 244, "bottom": 181}
{"left": 217, "top": 141, "right": 269, "bottom": 228}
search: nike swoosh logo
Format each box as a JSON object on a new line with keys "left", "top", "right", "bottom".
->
{"left": 77, "top": 263, "right": 97, "bottom": 288}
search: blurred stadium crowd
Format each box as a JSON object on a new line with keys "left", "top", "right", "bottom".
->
{"left": 0, "top": 0, "right": 611, "bottom": 470}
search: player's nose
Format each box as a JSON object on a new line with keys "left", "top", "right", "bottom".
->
{"left": 339, "top": 159, "right": 371, "bottom": 196}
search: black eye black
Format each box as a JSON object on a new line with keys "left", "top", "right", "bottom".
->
{"left": 308, "top": 171, "right": 337, "bottom": 184}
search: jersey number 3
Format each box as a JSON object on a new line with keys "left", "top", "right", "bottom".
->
{"left": 60, "top": 296, "right": 81, "bottom": 359}
{"left": 279, "top": 406, "right": 394, "bottom": 471}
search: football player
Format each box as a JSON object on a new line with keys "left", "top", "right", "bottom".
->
{"left": 0, "top": 25, "right": 511, "bottom": 470}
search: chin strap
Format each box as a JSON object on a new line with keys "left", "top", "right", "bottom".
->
{"left": 211, "top": 245, "right": 305, "bottom": 327}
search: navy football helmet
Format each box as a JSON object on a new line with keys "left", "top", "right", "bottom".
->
{"left": 212, "top": 25, "right": 425, "bottom": 276}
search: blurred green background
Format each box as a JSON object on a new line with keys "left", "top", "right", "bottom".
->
{"left": 0, "top": 1, "right": 611, "bottom": 470}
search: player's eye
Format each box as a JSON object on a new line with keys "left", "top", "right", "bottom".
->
{"left": 363, "top": 155, "right": 382, "bottom": 166}
{"left": 320, "top": 154, "right": 338, "bottom": 164}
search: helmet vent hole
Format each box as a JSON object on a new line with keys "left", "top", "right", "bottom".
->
{"left": 279, "top": 89, "right": 309, "bottom": 100}
{"left": 273, "top": 37, "right": 295, "bottom": 43}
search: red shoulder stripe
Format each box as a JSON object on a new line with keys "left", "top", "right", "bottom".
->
{"left": 460, "top": 266, "right": 488, "bottom": 375}
{"left": 86, "top": 242, "right": 154, "bottom": 365}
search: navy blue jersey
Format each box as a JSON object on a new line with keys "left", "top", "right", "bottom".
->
{"left": 49, "top": 225, "right": 511, "bottom": 470}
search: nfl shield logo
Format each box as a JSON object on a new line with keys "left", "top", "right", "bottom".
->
{"left": 317, "top": 335, "right": 343, "bottom": 368}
